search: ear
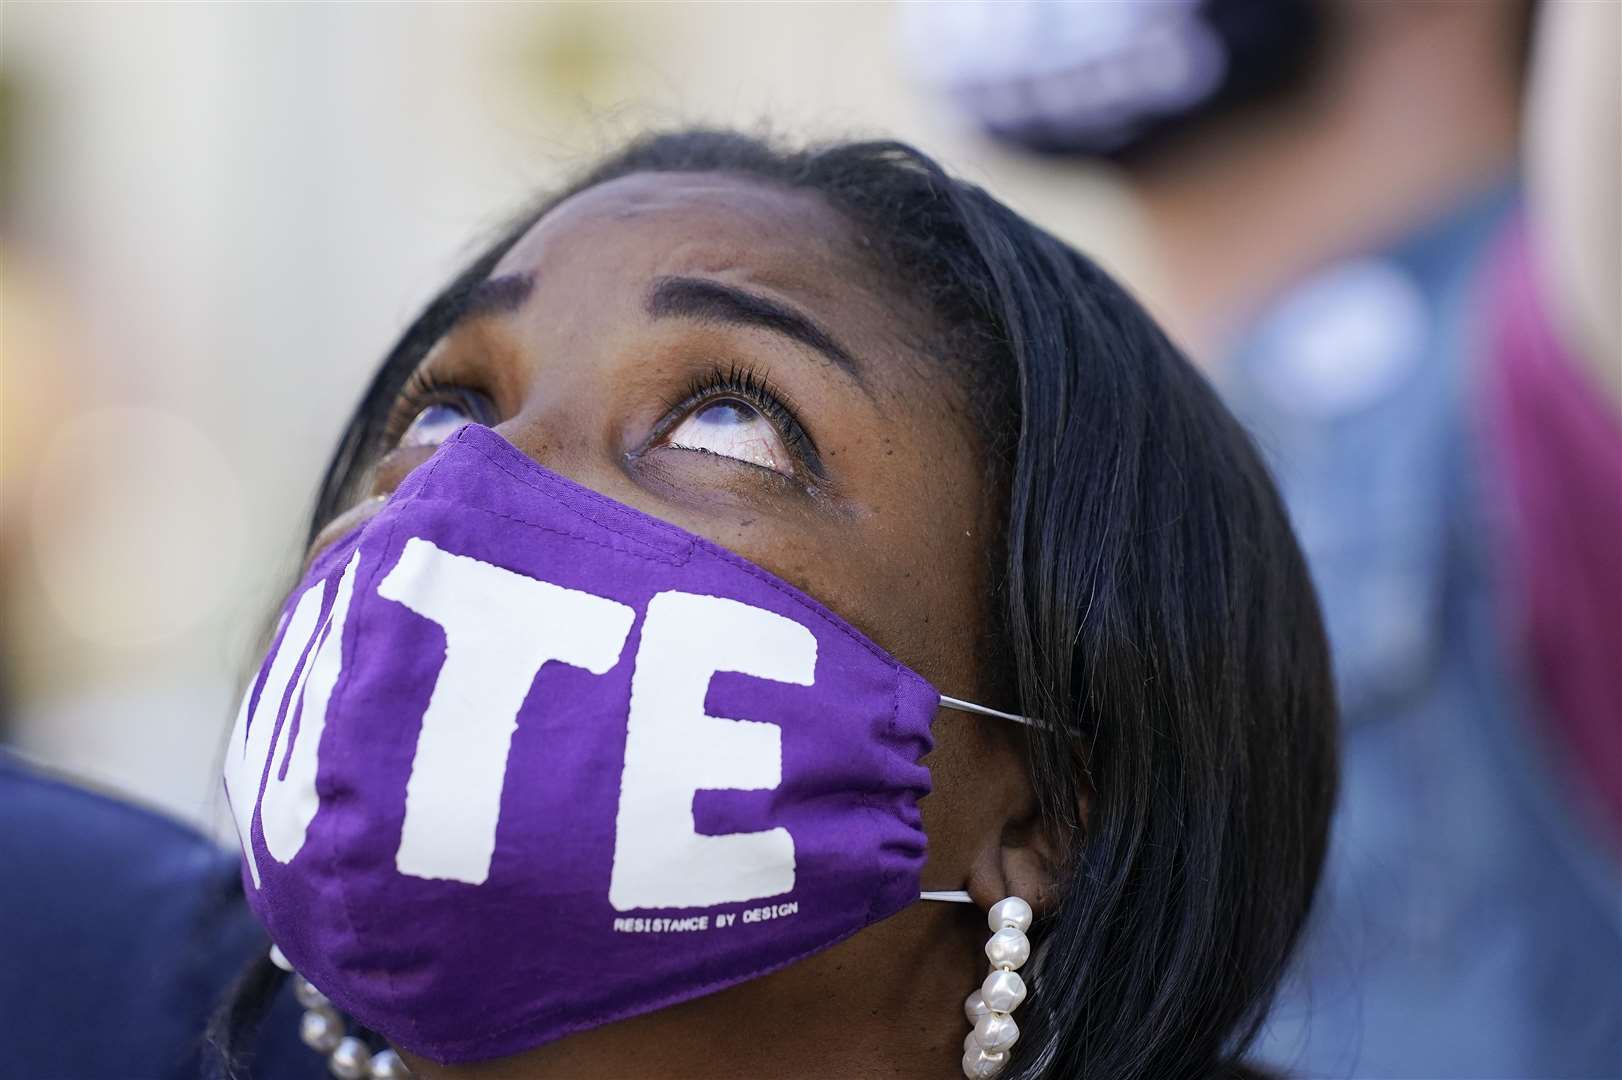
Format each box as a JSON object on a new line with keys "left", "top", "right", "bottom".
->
{"left": 963, "top": 763, "right": 1087, "bottom": 919}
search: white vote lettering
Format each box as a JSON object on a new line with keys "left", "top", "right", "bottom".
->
{"left": 380, "top": 537, "right": 635, "bottom": 885}
{"left": 227, "top": 542, "right": 816, "bottom": 908}
{"left": 224, "top": 577, "right": 325, "bottom": 888}
{"left": 261, "top": 551, "right": 360, "bottom": 868}
{"left": 608, "top": 590, "right": 813, "bottom": 911}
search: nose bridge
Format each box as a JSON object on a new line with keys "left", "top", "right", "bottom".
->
{"left": 493, "top": 409, "right": 597, "bottom": 487}
{"left": 490, "top": 355, "right": 624, "bottom": 497}
{"left": 481, "top": 271, "right": 645, "bottom": 500}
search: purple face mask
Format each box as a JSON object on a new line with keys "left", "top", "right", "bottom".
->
{"left": 224, "top": 424, "right": 1028, "bottom": 1064}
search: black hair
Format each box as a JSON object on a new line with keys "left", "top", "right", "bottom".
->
{"left": 213, "top": 129, "right": 1336, "bottom": 1080}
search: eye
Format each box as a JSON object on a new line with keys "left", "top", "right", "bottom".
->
{"left": 665, "top": 398, "right": 791, "bottom": 474}
{"left": 400, "top": 402, "right": 476, "bottom": 449}
{"left": 651, "top": 365, "right": 823, "bottom": 482}
{"left": 387, "top": 369, "right": 497, "bottom": 450}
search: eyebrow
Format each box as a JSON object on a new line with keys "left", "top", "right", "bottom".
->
{"left": 431, "top": 270, "right": 532, "bottom": 342}
{"left": 645, "top": 276, "right": 864, "bottom": 385}
{"left": 442, "top": 273, "right": 536, "bottom": 333}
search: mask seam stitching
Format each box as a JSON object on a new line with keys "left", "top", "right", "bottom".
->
{"left": 457, "top": 431, "right": 694, "bottom": 561}
{"left": 394, "top": 496, "right": 691, "bottom": 568}
{"left": 320, "top": 450, "right": 450, "bottom": 1045}
{"left": 867, "top": 669, "right": 908, "bottom": 929}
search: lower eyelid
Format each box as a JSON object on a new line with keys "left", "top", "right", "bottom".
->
{"left": 640, "top": 441, "right": 799, "bottom": 488}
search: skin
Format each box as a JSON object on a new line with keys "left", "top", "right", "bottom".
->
{"left": 311, "top": 172, "right": 1069, "bottom": 1079}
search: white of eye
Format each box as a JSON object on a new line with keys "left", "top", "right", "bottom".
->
{"left": 400, "top": 403, "right": 473, "bottom": 449}
{"left": 665, "top": 399, "right": 789, "bottom": 473}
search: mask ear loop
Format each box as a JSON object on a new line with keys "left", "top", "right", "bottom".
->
{"left": 937, "top": 695, "right": 1044, "bottom": 729}
{"left": 920, "top": 890, "right": 974, "bottom": 903}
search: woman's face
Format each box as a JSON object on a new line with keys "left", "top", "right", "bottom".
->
{"left": 322, "top": 172, "right": 1047, "bottom": 1078}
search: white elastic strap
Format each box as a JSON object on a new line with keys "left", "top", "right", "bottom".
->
{"left": 938, "top": 694, "right": 1041, "bottom": 728}
{"left": 919, "top": 889, "right": 974, "bottom": 904}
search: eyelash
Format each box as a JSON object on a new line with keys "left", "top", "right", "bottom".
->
{"left": 659, "top": 363, "right": 821, "bottom": 477}
{"left": 384, "top": 362, "right": 821, "bottom": 477}
{"left": 384, "top": 369, "right": 495, "bottom": 445}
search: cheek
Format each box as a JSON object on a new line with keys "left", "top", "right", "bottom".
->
{"left": 818, "top": 420, "right": 1014, "bottom": 876}
{"left": 843, "top": 497, "right": 996, "bottom": 696}
{"left": 918, "top": 712, "right": 1026, "bottom": 879}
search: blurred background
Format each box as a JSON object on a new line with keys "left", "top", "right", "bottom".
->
{"left": 0, "top": 2, "right": 1143, "bottom": 841}
{"left": 4, "top": 3, "right": 1619, "bottom": 1077}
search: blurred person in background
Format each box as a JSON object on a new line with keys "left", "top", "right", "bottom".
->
{"left": 0, "top": 753, "right": 323, "bottom": 1080}
{"left": 908, "top": 0, "right": 1621, "bottom": 1076}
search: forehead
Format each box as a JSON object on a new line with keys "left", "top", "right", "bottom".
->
{"left": 484, "top": 172, "right": 943, "bottom": 398}
{"left": 492, "top": 171, "right": 865, "bottom": 290}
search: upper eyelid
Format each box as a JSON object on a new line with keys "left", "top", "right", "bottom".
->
{"left": 384, "top": 371, "right": 492, "bottom": 440}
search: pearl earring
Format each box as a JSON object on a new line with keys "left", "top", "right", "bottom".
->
{"left": 961, "top": 896, "right": 1032, "bottom": 1079}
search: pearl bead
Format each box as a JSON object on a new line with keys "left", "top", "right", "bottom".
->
{"left": 369, "top": 1049, "right": 410, "bottom": 1080}
{"left": 329, "top": 1036, "right": 373, "bottom": 1080}
{"left": 987, "top": 897, "right": 1033, "bottom": 934}
{"left": 985, "top": 927, "right": 1031, "bottom": 970}
{"left": 961, "top": 1046, "right": 1008, "bottom": 1079}
{"left": 981, "top": 969, "right": 1027, "bottom": 1013}
{"left": 268, "top": 944, "right": 293, "bottom": 972}
{"left": 299, "top": 1006, "right": 343, "bottom": 1054}
{"left": 974, "top": 1010, "right": 1020, "bottom": 1053}
{"left": 963, "top": 989, "right": 990, "bottom": 1024}
{"left": 293, "top": 976, "right": 329, "bottom": 1010}
{"left": 963, "top": 1031, "right": 979, "bottom": 1055}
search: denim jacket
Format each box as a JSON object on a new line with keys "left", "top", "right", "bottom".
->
{"left": 1225, "top": 187, "right": 1622, "bottom": 1079}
